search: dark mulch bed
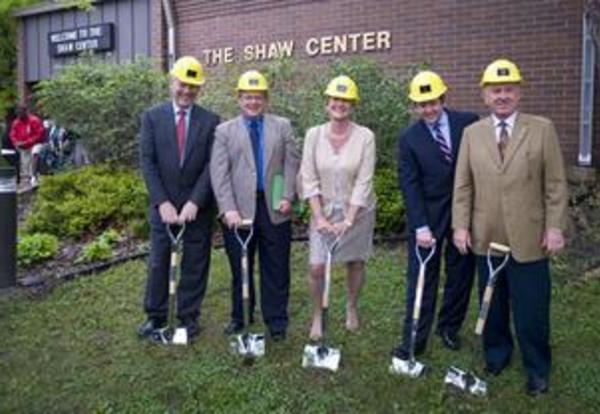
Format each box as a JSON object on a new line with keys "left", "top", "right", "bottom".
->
{"left": 14, "top": 187, "right": 316, "bottom": 295}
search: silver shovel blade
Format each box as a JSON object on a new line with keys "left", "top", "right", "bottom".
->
{"left": 302, "top": 344, "right": 341, "bottom": 372}
{"left": 389, "top": 356, "right": 426, "bottom": 378}
{"left": 444, "top": 366, "right": 488, "bottom": 397}
{"left": 172, "top": 327, "right": 189, "bottom": 345}
{"left": 230, "top": 333, "right": 265, "bottom": 358}
{"left": 150, "top": 327, "right": 189, "bottom": 346}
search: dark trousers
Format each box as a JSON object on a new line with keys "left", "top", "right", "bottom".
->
{"left": 400, "top": 229, "right": 475, "bottom": 351}
{"left": 222, "top": 194, "right": 291, "bottom": 332}
{"left": 144, "top": 217, "right": 212, "bottom": 322}
{"left": 476, "top": 256, "right": 551, "bottom": 379}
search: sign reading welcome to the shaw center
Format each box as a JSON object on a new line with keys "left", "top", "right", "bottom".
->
{"left": 48, "top": 23, "right": 114, "bottom": 57}
{"left": 201, "top": 30, "right": 392, "bottom": 66}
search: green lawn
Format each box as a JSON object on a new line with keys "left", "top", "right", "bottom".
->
{"left": 1, "top": 243, "right": 599, "bottom": 413}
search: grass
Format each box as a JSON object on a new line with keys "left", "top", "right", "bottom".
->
{"left": 1, "top": 243, "right": 599, "bottom": 413}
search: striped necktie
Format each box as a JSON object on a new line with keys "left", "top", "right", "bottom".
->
{"left": 432, "top": 122, "right": 452, "bottom": 163}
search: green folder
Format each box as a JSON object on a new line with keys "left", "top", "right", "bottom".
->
{"left": 271, "top": 173, "right": 284, "bottom": 207}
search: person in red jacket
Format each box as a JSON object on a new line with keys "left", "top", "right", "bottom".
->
{"left": 9, "top": 105, "right": 45, "bottom": 187}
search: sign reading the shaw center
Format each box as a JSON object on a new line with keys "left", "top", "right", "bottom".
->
{"left": 48, "top": 23, "right": 114, "bottom": 57}
{"left": 202, "top": 30, "right": 392, "bottom": 66}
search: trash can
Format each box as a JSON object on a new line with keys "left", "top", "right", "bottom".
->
{"left": 0, "top": 167, "right": 17, "bottom": 288}
{"left": 1, "top": 149, "right": 19, "bottom": 184}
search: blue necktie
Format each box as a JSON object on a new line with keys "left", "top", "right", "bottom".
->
{"left": 249, "top": 119, "right": 264, "bottom": 191}
{"left": 432, "top": 122, "right": 452, "bottom": 163}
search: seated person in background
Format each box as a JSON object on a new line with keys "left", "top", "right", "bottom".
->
{"left": 9, "top": 104, "right": 45, "bottom": 187}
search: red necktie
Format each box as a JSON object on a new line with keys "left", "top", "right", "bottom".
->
{"left": 176, "top": 109, "right": 186, "bottom": 162}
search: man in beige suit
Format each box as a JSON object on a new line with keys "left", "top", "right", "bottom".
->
{"left": 452, "top": 59, "right": 567, "bottom": 396}
{"left": 210, "top": 70, "right": 299, "bottom": 341}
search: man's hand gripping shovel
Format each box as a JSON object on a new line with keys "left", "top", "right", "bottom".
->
{"left": 390, "top": 241, "right": 436, "bottom": 378}
{"left": 444, "top": 242, "right": 510, "bottom": 396}
{"left": 152, "top": 223, "right": 189, "bottom": 345}
{"left": 229, "top": 219, "right": 265, "bottom": 363}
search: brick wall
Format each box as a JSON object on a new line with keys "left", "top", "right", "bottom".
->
{"left": 157, "top": 0, "right": 593, "bottom": 165}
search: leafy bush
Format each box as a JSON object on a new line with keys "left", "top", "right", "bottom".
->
{"left": 17, "top": 233, "right": 59, "bottom": 267}
{"left": 34, "top": 57, "right": 168, "bottom": 166}
{"left": 32, "top": 57, "right": 411, "bottom": 232}
{"left": 76, "top": 229, "right": 121, "bottom": 263}
{"left": 128, "top": 218, "right": 150, "bottom": 240}
{"left": 374, "top": 168, "right": 405, "bottom": 235}
{"left": 25, "top": 165, "right": 148, "bottom": 239}
{"left": 203, "top": 58, "right": 411, "bottom": 169}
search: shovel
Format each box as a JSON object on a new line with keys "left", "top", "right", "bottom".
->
{"left": 152, "top": 223, "right": 189, "bottom": 345}
{"left": 302, "top": 233, "right": 343, "bottom": 372}
{"left": 390, "top": 241, "right": 436, "bottom": 378}
{"left": 444, "top": 242, "right": 511, "bottom": 396}
{"left": 229, "top": 219, "right": 265, "bottom": 361}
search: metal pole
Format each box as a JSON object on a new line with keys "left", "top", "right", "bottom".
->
{"left": 579, "top": 11, "right": 596, "bottom": 167}
{"left": 0, "top": 167, "right": 17, "bottom": 288}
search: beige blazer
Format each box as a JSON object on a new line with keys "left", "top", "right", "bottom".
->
{"left": 452, "top": 113, "right": 568, "bottom": 262}
{"left": 210, "top": 114, "right": 300, "bottom": 225}
{"left": 300, "top": 122, "right": 376, "bottom": 217}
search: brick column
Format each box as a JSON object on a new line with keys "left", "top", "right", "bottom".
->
{"left": 150, "top": 0, "right": 166, "bottom": 72}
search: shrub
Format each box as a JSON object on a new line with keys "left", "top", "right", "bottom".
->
{"left": 202, "top": 58, "right": 411, "bottom": 169}
{"left": 374, "top": 168, "right": 405, "bottom": 235}
{"left": 128, "top": 218, "right": 150, "bottom": 240}
{"left": 25, "top": 165, "right": 148, "bottom": 239}
{"left": 32, "top": 57, "right": 412, "bottom": 233}
{"left": 76, "top": 229, "right": 121, "bottom": 263}
{"left": 17, "top": 233, "right": 59, "bottom": 267}
{"left": 34, "top": 56, "right": 168, "bottom": 166}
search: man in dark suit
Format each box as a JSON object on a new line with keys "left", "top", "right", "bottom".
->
{"left": 392, "top": 71, "right": 478, "bottom": 360}
{"left": 138, "top": 56, "right": 220, "bottom": 341}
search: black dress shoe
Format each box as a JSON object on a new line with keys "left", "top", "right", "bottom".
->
{"left": 391, "top": 342, "right": 426, "bottom": 360}
{"left": 270, "top": 329, "right": 287, "bottom": 342}
{"left": 223, "top": 320, "right": 244, "bottom": 335}
{"left": 438, "top": 331, "right": 461, "bottom": 351}
{"left": 526, "top": 375, "right": 549, "bottom": 396}
{"left": 138, "top": 318, "right": 166, "bottom": 338}
{"left": 180, "top": 318, "right": 200, "bottom": 339}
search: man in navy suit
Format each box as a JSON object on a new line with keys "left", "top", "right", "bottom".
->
{"left": 138, "top": 56, "right": 220, "bottom": 341}
{"left": 392, "top": 71, "right": 477, "bottom": 360}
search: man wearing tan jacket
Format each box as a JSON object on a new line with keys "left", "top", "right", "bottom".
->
{"left": 452, "top": 59, "right": 567, "bottom": 396}
{"left": 210, "top": 70, "right": 299, "bottom": 341}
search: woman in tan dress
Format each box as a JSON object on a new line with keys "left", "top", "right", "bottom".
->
{"left": 300, "top": 75, "right": 376, "bottom": 340}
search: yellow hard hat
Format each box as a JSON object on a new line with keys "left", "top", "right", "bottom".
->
{"left": 236, "top": 70, "right": 269, "bottom": 92}
{"left": 480, "top": 59, "right": 522, "bottom": 87}
{"left": 408, "top": 70, "right": 448, "bottom": 103}
{"left": 324, "top": 75, "right": 360, "bottom": 102}
{"left": 170, "top": 56, "right": 205, "bottom": 86}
